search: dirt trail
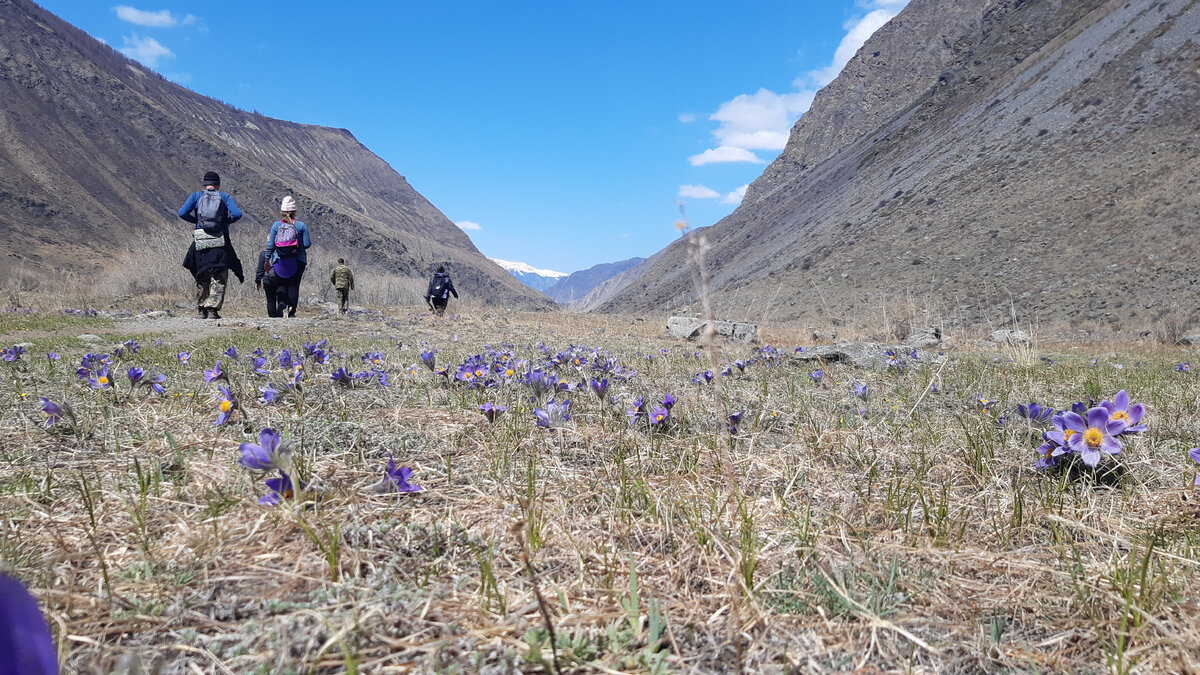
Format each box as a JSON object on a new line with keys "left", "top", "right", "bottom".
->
{"left": 1, "top": 314, "right": 345, "bottom": 344}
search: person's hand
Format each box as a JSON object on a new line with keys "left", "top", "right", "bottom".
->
{"left": 255, "top": 281, "right": 262, "bottom": 291}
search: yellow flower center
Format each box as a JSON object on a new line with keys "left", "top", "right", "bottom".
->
{"left": 1084, "top": 427, "right": 1103, "bottom": 448}
{"left": 220, "top": 400, "right": 232, "bottom": 413}
{"left": 1111, "top": 410, "right": 1130, "bottom": 424}
{"left": 98, "top": 376, "right": 109, "bottom": 385}
{"left": 1064, "top": 429, "right": 1076, "bottom": 441}
{"left": 505, "top": 369, "right": 515, "bottom": 377}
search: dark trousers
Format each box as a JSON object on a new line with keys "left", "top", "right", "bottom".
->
{"left": 431, "top": 297, "right": 448, "bottom": 316}
{"left": 277, "top": 262, "right": 306, "bottom": 317}
{"left": 337, "top": 287, "right": 350, "bottom": 313}
{"left": 264, "top": 280, "right": 288, "bottom": 318}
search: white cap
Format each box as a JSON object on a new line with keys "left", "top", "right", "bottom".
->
{"left": 280, "top": 196, "right": 297, "bottom": 212}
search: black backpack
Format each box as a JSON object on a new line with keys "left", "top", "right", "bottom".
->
{"left": 196, "top": 190, "right": 228, "bottom": 235}
{"left": 431, "top": 274, "right": 448, "bottom": 299}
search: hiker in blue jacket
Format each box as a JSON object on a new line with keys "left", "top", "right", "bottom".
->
{"left": 178, "top": 171, "right": 244, "bottom": 318}
{"left": 265, "top": 196, "right": 312, "bottom": 318}
{"left": 178, "top": 171, "right": 242, "bottom": 234}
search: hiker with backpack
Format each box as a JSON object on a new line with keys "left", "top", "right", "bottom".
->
{"left": 425, "top": 265, "right": 458, "bottom": 316}
{"left": 255, "top": 247, "right": 289, "bottom": 318}
{"left": 265, "top": 196, "right": 311, "bottom": 318}
{"left": 178, "top": 171, "right": 244, "bottom": 318}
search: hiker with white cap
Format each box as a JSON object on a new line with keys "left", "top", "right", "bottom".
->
{"left": 265, "top": 195, "right": 312, "bottom": 318}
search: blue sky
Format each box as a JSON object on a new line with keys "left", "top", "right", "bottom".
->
{"left": 39, "top": 1, "right": 909, "bottom": 274}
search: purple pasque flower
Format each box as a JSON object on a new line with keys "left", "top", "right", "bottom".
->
{"left": 2, "top": 345, "right": 26, "bottom": 362}
{"left": 626, "top": 395, "right": 647, "bottom": 425}
{"left": 589, "top": 377, "right": 610, "bottom": 400}
{"left": 278, "top": 349, "right": 296, "bottom": 369}
{"left": 692, "top": 370, "right": 714, "bottom": 385}
{"left": 884, "top": 350, "right": 905, "bottom": 369}
{"left": 661, "top": 392, "right": 676, "bottom": 409}
{"left": 977, "top": 394, "right": 996, "bottom": 414}
{"left": 1190, "top": 447, "right": 1200, "bottom": 485}
{"left": 728, "top": 410, "right": 745, "bottom": 435}
{"left": 238, "top": 428, "right": 292, "bottom": 471}
{"left": 224, "top": 346, "right": 238, "bottom": 359}
{"left": 362, "top": 351, "right": 385, "bottom": 366}
{"left": 524, "top": 368, "right": 558, "bottom": 400}
{"left": 376, "top": 455, "right": 422, "bottom": 493}
{"left": 177, "top": 351, "right": 190, "bottom": 364}
{"left": 88, "top": 364, "right": 111, "bottom": 390}
{"left": 1100, "top": 390, "right": 1146, "bottom": 433}
{"left": 649, "top": 405, "right": 670, "bottom": 427}
{"left": 534, "top": 398, "right": 571, "bottom": 429}
{"left": 203, "top": 361, "right": 226, "bottom": 383}
{"left": 419, "top": 348, "right": 437, "bottom": 371}
{"left": 149, "top": 370, "right": 167, "bottom": 395}
{"left": 1017, "top": 402, "right": 1054, "bottom": 422}
{"left": 259, "top": 472, "right": 295, "bottom": 506}
{"left": 331, "top": 367, "right": 352, "bottom": 385}
{"left": 0, "top": 573, "right": 59, "bottom": 675}
{"left": 214, "top": 386, "right": 236, "bottom": 426}
{"left": 1061, "top": 407, "right": 1124, "bottom": 467}
{"left": 852, "top": 381, "right": 869, "bottom": 400}
{"left": 1176, "top": 362, "right": 1192, "bottom": 373}
{"left": 38, "top": 397, "right": 64, "bottom": 428}
{"left": 252, "top": 357, "right": 271, "bottom": 376}
{"left": 909, "top": 348, "right": 919, "bottom": 361}
{"left": 479, "top": 402, "right": 506, "bottom": 424}
{"left": 371, "top": 368, "right": 390, "bottom": 387}
{"left": 126, "top": 366, "right": 145, "bottom": 387}
{"left": 809, "top": 369, "right": 823, "bottom": 384}
{"left": 259, "top": 382, "right": 281, "bottom": 405}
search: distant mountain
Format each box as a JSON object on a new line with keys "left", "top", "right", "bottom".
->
{"left": 490, "top": 258, "right": 568, "bottom": 292}
{"left": 600, "top": 0, "right": 1200, "bottom": 331}
{"left": 0, "top": 0, "right": 553, "bottom": 309}
{"left": 544, "top": 257, "right": 645, "bottom": 306}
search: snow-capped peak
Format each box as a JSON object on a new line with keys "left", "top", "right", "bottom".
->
{"left": 490, "top": 258, "right": 569, "bottom": 278}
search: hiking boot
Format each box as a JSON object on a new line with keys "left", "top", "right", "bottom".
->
{"left": 197, "top": 308, "right": 208, "bottom": 319}
{"left": 209, "top": 310, "right": 222, "bottom": 320}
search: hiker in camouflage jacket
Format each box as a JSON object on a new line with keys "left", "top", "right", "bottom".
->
{"left": 330, "top": 259, "right": 355, "bottom": 314}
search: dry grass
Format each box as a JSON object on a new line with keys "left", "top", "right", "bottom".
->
{"left": 1, "top": 301, "right": 1199, "bottom": 673}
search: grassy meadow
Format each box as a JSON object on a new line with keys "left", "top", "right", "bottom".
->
{"left": 1, "top": 303, "right": 1199, "bottom": 673}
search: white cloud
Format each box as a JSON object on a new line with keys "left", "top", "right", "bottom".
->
{"left": 678, "top": 184, "right": 722, "bottom": 199}
{"left": 691, "top": 0, "right": 908, "bottom": 166}
{"left": 688, "top": 146, "right": 764, "bottom": 167}
{"left": 119, "top": 35, "right": 174, "bottom": 67}
{"left": 804, "top": 8, "right": 897, "bottom": 87}
{"left": 113, "top": 6, "right": 176, "bottom": 27}
{"left": 678, "top": 113, "right": 697, "bottom": 124}
{"left": 456, "top": 220, "right": 482, "bottom": 231}
{"left": 722, "top": 184, "right": 749, "bottom": 205}
{"left": 710, "top": 88, "right": 815, "bottom": 151}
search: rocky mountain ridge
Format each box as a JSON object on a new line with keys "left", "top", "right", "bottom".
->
{"left": 0, "top": 0, "right": 552, "bottom": 309}
{"left": 600, "top": 0, "right": 1200, "bottom": 334}
{"left": 544, "top": 257, "right": 646, "bottom": 308}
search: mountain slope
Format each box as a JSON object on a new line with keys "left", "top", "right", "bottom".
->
{"left": 544, "top": 257, "right": 645, "bottom": 306}
{"left": 0, "top": 0, "right": 552, "bottom": 309}
{"left": 600, "top": 0, "right": 1200, "bottom": 331}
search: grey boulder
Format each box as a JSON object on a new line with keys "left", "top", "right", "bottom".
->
{"left": 666, "top": 316, "right": 759, "bottom": 343}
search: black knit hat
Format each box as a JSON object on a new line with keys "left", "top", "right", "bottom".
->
{"left": 203, "top": 171, "right": 220, "bottom": 186}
